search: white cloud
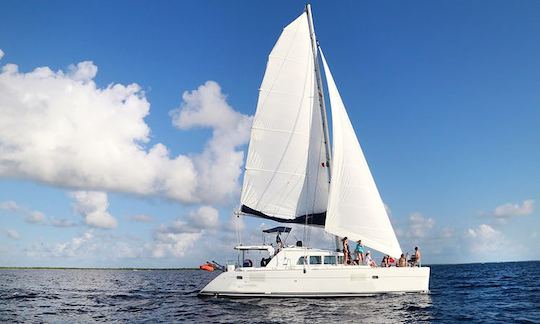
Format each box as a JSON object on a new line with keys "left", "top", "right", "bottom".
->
{"left": 406, "top": 212, "right": 435, "bottom": 239}
{"left": 0, "top": 49, "right": 4, "bottom": 60}
{"left": 0, "top": 56, "right": 252, "bottom": 205}
{"left": 70, "top": 191, "right": 117, "bottom": 229}
{"left": 4, "top": 229, "right": 20, "bottom": 240}
{"left": 130, "top": 214, "right": 154, "bottom": 223}
{"left": 170, "top": 81, "right": 252, "bottom": 204}
{"left": 0, "top": 57, "right": 197, "bottom": 202}
{"left": 466, "top": 224, "right": 504, "bottom": 253}
{"left": 151, "top": 232, "right": 202, "bottom": 258}
{"left": 46, "top": 231, "right": 95, "bottom": 258}
{"left": 492, "top": 199, "right": 535, "bottom": 218}
{"left": 187, "top": 205, "right": 219, "bottom": 229}
{"left": 150, "top": 205, "right": 221, "bottom": 258}
{"left": 0, "top": 200, "right": 46, "bottom": 224}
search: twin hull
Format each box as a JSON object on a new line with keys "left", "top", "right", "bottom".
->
{"left": 199, "top": 266, "right": 430, "bottom": 297}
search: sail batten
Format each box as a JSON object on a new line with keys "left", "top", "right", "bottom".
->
{"left": 320, "top": 49, "right": 402, "bottom": 258}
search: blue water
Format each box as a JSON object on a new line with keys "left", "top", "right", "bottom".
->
{"left": 1, "top": 262, "right": 539, "bottom": 323}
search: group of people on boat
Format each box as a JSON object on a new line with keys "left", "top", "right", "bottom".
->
{"left": 342, "top": 237, "right": 421, "bottom": 267}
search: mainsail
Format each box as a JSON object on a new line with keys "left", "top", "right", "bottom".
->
{"left": 320, "top": 49, "right": 402, "bottom": 258}
{"left": 240, "top": 6, "right": 403, "bottom": 258}
{"left": 240, "top": 12, "right": 329, "bottom": 225}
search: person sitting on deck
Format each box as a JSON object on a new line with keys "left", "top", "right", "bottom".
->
{"left": 381, "top": 255, "right": 388, "bottom": 268}
{"left": 380, "top": 255, "right": 389, "bottom": 267}
{"left": 397, "top": 253, "right": 407, "bottom": 267}
{"left": 354, "top": 240, "right": 365, "bottom": 264}
{"left": 364, "top": 251, "right": 376, "bottom": 267}
{"left": 342, "top": 237, "right": 350, "bottom": 265}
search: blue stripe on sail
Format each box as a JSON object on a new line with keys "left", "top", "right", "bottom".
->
{"left": 240, "top": 205, "right": 326, "bottom": 226}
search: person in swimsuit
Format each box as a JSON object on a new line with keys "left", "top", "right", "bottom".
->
{"left": 354, "top": 240, "right": 365, "bottom": 264}
{"left": 342, "top": 237, "right": 350, "bottom": 265}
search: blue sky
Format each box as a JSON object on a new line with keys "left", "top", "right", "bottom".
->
{"left": 0, "top": 0, "right": 538, "bottom": 267}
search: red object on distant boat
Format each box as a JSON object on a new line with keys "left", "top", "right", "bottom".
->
{"left": 199, "top": 263, "right": 215, "bottom": 272}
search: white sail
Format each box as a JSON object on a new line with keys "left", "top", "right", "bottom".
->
{"left": 320, "top": 49, "right": 402, "bottom": 258}
{"left": 240, "top": 12, "right": 328, "bottom": 221}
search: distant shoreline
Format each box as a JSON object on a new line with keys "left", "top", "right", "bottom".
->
{"left": 0, "top": 267, "right": 199, "bottom": 270}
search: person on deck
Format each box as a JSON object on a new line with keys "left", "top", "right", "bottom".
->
{"left": 276, "top": 232, "right": 283, "bottom": 252}
{"left": 381, "top": 255, "right": 390, "bottom": 267}
{"left": 413, "top": 247, "right": 421, "bottom": 267}
{"left": 354, "top": 240, "right": 365, "bottom": 264}
{"left": 397, "top": 253, "right": 407, "bottom": 267}
{"left": 364, "top": 251, "right": 376, "bottom": 267}
{"left": 342, "top": 237, "right": 350, "bottom": 265}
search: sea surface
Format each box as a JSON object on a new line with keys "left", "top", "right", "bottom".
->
{"left": 1, "top": 262, "right": 539, "bottom": 323}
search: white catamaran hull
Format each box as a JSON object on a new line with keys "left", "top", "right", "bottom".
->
{"left": 199, "top": 266, "right": 430, "bottom": 297}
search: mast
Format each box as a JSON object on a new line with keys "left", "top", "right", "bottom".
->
{"left": 305, "top": 4, "right": 339, "bottom": 251}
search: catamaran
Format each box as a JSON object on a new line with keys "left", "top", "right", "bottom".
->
{"left": 199, "top": 5, "right": 430, "bottom": 297}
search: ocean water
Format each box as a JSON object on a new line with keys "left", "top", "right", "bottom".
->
{"left": 1, "top": 262, "right": 539, "bottom": 323}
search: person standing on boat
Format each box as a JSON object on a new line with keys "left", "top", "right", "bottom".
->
{"left": 342, "top": 237, "right": 350, "bottom": 265}
{"left": 276, "top": 232, "right": 283, "bottom": 252}
{"left": 414, "top": 247, "right": 421, "bottom": 266}
{"left": 354, "top": 240, "right": 365, "bottom": 264}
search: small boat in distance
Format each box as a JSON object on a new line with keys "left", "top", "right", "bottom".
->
{"left": 199, "top": 4, "right": 430, "bottom": 297}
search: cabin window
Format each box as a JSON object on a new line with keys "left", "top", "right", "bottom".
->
{"left": 324, "top": 256, "right": 336, "bottom": 265}
{"left": 297, "top": 256, "right": 306, "bottom": 265}
{"left": 337, "top": 256, "right": 344, "bottom": 264}
{"left": 309, "top": 256, "right": 322, "bottom": 265}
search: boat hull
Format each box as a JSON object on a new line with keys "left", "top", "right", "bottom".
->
{"left": 199, "top": 266, "right": 430, "bottom": 297}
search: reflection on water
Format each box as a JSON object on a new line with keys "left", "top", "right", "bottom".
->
{"left": 1, "top": 262, "right": 539, "bottom": 323}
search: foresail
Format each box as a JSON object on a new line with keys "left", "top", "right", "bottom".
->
{"left": 320, "top": 49, "right": 402, "bottom": 258}
{"left": 240, "top": 12, "right": 329, "bottom": 222}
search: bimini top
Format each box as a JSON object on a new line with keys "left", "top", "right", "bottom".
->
{"left": 262, "top": 226, "right": 292, "bottom": 234}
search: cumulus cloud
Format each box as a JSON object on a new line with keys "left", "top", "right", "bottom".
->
{"left": 0, "top": 49, "right": 4, "bottom": 60}
{"left": 26, "top": 230, "right": 144, "bottom": 260}
{"left": 150, "top": 205, "right": 221, "bottom": 258}
{"left": 4, "top": 228, "right": 20, "bottom": 240}
{"left": 0, "top": 200, "right": 46, "bottom": 224}
{"left": 0, "top": 55, "right": 251, "bottom": 205}
{"left": 130, "top": 214, "right": 154, "bottom": 223}
{"left": 187, "top": 205, "right": 219, "bottom": 229}
{"left": 170, "top": 81, "right": 252, "bottom": 204}
{"left": 492, "top": 199, "right": 535, "bottom": 219}
{"left": 0, "top": 56, "right": 195, "bottom": 202}
{"left": 406, "top": 212, "right": 435, "bottom": 239}
{"left": 55, "top": 231, "right": 95, "bottom": 257}
{"left": 466, "top": 224, "right": 504, "bottom": 253}
{"left": 70, "top": 191, "right": 117, "bottom": 229}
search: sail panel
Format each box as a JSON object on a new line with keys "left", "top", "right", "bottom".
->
{"left": 240, "top": 12, "right": 329, "bottom": 221}
{"left": 320, "top": 49, "right": 402, "bottom": 258}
